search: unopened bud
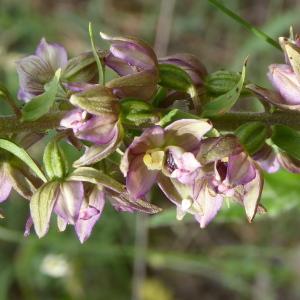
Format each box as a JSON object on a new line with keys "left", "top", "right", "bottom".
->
{"left": 204, "top": 70, "right": 240, "bottom": 95}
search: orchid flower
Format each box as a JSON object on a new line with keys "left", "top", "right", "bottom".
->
{"left": 16, "top": 38, "right": 67, "bottom": 102}
{"left": 120, "top": 119, "right": 212, "bottom": 199}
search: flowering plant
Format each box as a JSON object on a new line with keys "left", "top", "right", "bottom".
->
{"left": 1, "top": 20, "right": 300, "bottom": 243}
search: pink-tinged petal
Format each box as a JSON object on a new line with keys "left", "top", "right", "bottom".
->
{"left": 60, "top": 108, "right": 87, "bottom": 130}
{"left": 246, "top": 83, "right": 300, "bottom": 111}
{"left": 242, "top": 167, "right": 264, "bottom": 222}
{"left": 126, "top": 155, "right": 158, "bottom": 199}
{"left": 57, "top": 215, "right": 68, "bottom": 232}
{"left": 278, "top": 152, "right": 300, "bottom": 173}
{"left": 253, "top": 145, "right": 280, "bottom": 173}
{"left": 24, "top": 216, "right": 33, "bottom": 237}
{"left": 194, "top": 182, "right": 223, "bottom": 228}
{"left": 16, "top": 55, "right": 51, "bottom": 101}
{"left": 157, "top": 174, "right": 183, "bottom": 206}
{"left": 227, "top": 153, "right": 256, "bottom": 186}
{"left": 73, "top": 123, "right": 121, "bottom": 167}
{"left": 121, "top": 126, "right": 165, "bottom": 176}
{"left": 159, "top": 53, "right": 207, "bottom": 87}
{"left": 75, "top": 114, "right": 117, "bottom": 145}
{"left": 268, "top": 64, "right": 300, "bottom": 105}
{"left": 101, "top": 32, "right": 158, "bottom": 72}
{"left": 36, "top": 38, "right": 68, "bottom": 70}
{"left": 0, "top": 165, "right": 12, "bottom": 203}
{"left": 54, "top": 181, "right": 84, "bottom": 225}
{"left": 105, "top": 52, "right": 135, "bottom": 76}
{"left": 165, "top": 119, "right": 212, "bottom": 151}
{"left": 164, "top": 147, "right": 201, "bottom": 184}
{"left": 75, "top": 188, "right": 105, "bottom": 243}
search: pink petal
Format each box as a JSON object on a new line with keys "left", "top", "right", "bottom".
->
{"left": 126, "top": 155, "right": 158, "bottom": 199}
{"left": 0, "top": 165, "right": 12, "bottom": 203}
{"left": 36, "top": 38, "right": 68, "bottom": 70}
{"left": 54, "top": 181, "right": 84, "bottom": 225}
{"left": 75, "top": 188, "right": 105, "bottom": 243}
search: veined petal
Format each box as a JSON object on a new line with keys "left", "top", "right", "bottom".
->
{"left": 242, "top": 166, "right": 264, "bottom": 222}
{"left": 16, "top": 55, "right": 51, "bottom": 101}
{"left": 0, "top": 164, "right": 12, "bottom": 203}
{"left": 121, "top": 126, "right": 165, "bottom": 176}
{"left": 75, "top": 114, "right": 117, "bottom": 145}
{"left": 75, "top": 187, "right": 105, "bottom": 243}
{"left": 73, "top": 122, "right": 122, "bottom": 167}
{"left": 60, "top": 108, "right": 87, "bottom": 131}
{"left": 100, "top": 32, "right": 158, "bottom": 71}
{"left": 194, "top": 182, "right": 223, "bottom": 228}
{"left": 227, "top": 153, "right": 256, "bottom": 186}
{"left": 165, "top": 119, "right": 212, "bottom": 151}
{"left": 126, "top": 155, "right": 158, "bottom": 199}
{"left": 36, "top": 38, "right": 68, "bottom": 70}
{"left": 268, "top": 64, "right": 300, "bottom": 105}
{"left": 252, "top": 145, "right": 280, "bottom": 173}
{"left": 54, "top": 181, "right": 84, "bottom": 225}
{"left": 278, "top": 152, "right": 300, "bottom": 173}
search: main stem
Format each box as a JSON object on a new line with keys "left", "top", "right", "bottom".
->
{"left": 1, "top": 110, "right": 300, "bottom": 135}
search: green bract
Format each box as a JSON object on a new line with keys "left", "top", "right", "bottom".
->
{"left": 202, "top": 60, "right": 247, "bottom": 116}
{"left": 272, "top": 125, "right": 300, "bottom": 160}
{"left": 22, "top": 69, "right": 61, "bottom": 121}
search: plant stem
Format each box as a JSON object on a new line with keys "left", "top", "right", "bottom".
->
{"left": 208, "top": 0, "right": 281, "bottom": 51}
{"left": 1, "top": 110, "right": 300, "bottom": 136}
{"left": 210, "top": 111, "right": 300, "bottom": 131}
{"left": 0, "top": 112, "right": 65, "bottom": 135}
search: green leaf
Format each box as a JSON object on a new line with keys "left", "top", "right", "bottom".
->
{"left": 0, "top": 139, "right": 47, "bottom": 182}
{"left": 43, "top": 139, "right": 69, "bottom": 179}
{"left": 89, "top": 22, "right": 105, "bottom": 84}
{"left": 67, "top": 166, "right": 125, "bottom": 192}
{"left": 271, "top": 125, "right": 300, "bottom": 160}
{"left": 235, "top": 122, "right": 269, "bottom": 154}
{"left": 30, "top": 181, "right": 59, "bottom": 238}
{"left": 203, "top": 60, "right": 247, "bottom": 117}
{"left": 22, "top": 68, "right": 61, "bottom": 121}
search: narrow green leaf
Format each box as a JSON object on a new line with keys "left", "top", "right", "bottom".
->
{"left": 208, "top": 0, "right": 280, "bottom": 50}
{"left": 30, "top": 181, "right": 59, "bottom": 238}
{"left": 203, "top": 61, "right": 247, "bottom": 117}
{"left": 271, "top": 125, "right": 300, "bottom": 160}
{"left": 68, "top": 166, "right": 124, "bottom": 192}
{"left": 89, "top": 22, "right": 105, "bottom": 85}
{"left": 0, "top": 139, "right": 47, "bottom": 182}
{"left": 22, "top": 68, "right": 61, "bottom": 121}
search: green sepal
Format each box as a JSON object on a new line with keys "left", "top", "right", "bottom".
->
{"left": 235, "top": 122, "right": 269, "bottom": 154}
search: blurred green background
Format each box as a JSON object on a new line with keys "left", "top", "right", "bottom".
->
{"left": 1, "top": 0, "right": 300, "bottom": 299}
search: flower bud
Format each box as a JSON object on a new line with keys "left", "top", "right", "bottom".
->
{"left": 204, "top": 70, "right": 240, "bottom": 95}
{"left": 43, "top": 139, "right": 69, "bottom": 179}
{"left": 235, "top": 122, "right": 269, "bottom": 155}
{"left": 62, "top": 51, "right": 106, "bottom": 83}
